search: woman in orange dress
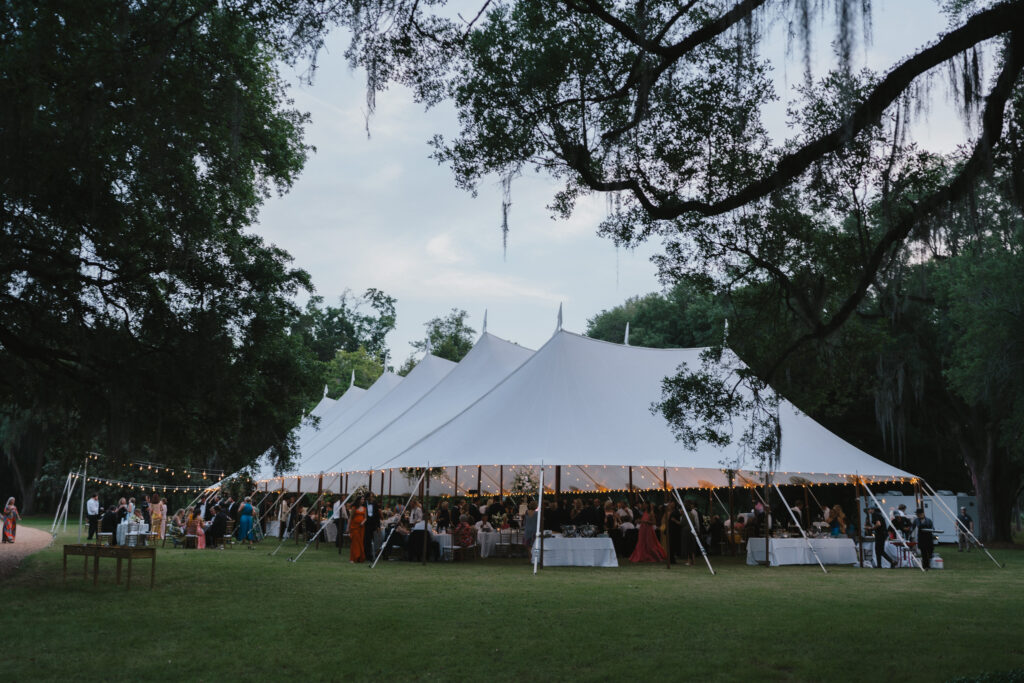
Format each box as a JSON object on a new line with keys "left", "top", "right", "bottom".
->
{"left": 630, "top": 502, "right": 667, "bottom": 563}
{"left": 349, "top": 496, "right": 367, "bottom": 563}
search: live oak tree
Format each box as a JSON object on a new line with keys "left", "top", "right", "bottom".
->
{"left": 0, "top": 1, "right": 342, "bottom": 507}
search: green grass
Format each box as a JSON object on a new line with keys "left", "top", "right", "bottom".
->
{"left": 5, "top": 516, "right": 1023, "bottom": 682}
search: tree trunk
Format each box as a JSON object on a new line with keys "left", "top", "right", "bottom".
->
{"left": 958, "top": 422, "right": 1019, "bottom": 543}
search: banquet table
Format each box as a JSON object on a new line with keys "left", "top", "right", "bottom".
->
{"left": 531, "top": 535, "right": 618, "bottom": 568}
{"left": 746, "top": 537, "right": 857, "bottom": 566}
{"left": 116, "top": 522, "right": 150, "bottom": 547}
{"left": 432, "top": 532, "right": 453, "bottom": 559}
{"left": 320, "top": 519, "right": 337, "bottom": 543}
{"left": 477, "top": 530, "right": 522, "bottom": 558}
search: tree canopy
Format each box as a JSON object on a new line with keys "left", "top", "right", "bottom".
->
{"left": 0, "top": 1, "right": 343, "bottom": 508}
{"left": 400, "top": 308, "right": 477, "bottom": 374}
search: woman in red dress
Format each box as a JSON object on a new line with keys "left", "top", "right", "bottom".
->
{"left": 630, "top": 502, "right": 667, "bottom": 563}
{"left": 349, "top": 496, "right": 367, "bottom": 563}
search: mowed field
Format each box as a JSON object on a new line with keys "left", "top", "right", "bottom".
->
{"left": 4, "top": 518, "right": 1023, "bottom": 682}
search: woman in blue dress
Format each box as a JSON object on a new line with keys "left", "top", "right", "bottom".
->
{"left": 238, "top": 496, "right": 257, "bottom": 547}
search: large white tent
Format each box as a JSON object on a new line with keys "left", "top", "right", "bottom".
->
{"left": 256, "top": 328, "right": 915, "bottom": 497}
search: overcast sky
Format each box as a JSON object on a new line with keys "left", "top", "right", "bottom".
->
{"left": 252, "top": 1, "right": 966, "bottom": 366}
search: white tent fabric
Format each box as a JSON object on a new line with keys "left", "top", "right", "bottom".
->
{"left": 371, "top": 330, "right": 914, "bottom": 489}
{"left": 296, "top": 354, "right": 458, "bottom": 481}
{"left": 256, "top": 329, "right": 915, "bottom": 494}
{"left": 343, "top": 333, "right": 534, "bottom": 473}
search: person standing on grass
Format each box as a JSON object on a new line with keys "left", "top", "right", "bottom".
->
{"left": 86, "top": 493, "right": 100, "bottom": 540}
{"left": 237, "top": 496, "right": 256, "bottom": 548}
{"left": 364, "top": 492, "right": 381, "bottom": 560}
{"left": 957, "top": 507, "right": 974, "bottom": 552}
{"left": 349, "top": 496, "right": 367, "bottom": 563}
{"left": 278, "top": 495, "right": 292, "bottom": 540}
{"left": 870, "top": 506, "right": 896, "bottom": 568}
{"left": 913, "top": 508, "right": 936, "bottom": 570}
{"left": 3, "top": 497, "right": 21, "bottom": 543}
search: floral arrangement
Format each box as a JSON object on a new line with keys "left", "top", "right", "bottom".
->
{"left": 509, "top": 468, "right": 538, "bottom": 496}
{"left": 491, "top": 512, "right": 508, "bottom": 529}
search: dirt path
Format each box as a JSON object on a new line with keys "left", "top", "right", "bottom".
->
{"left": 0, "top": 526, "right": 53, "bottom": 578}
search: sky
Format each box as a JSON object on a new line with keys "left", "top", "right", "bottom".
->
{"left": 252, "top": 0, "right": 968, "bottom": 366}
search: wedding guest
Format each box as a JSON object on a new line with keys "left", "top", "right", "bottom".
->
{"left": 332, "top": 496, "right": 346, "bottom": 553}
{"left": 127, "top": 497, "right": 136, "bottom": 518}
{"left": 100, "top": 505, "right": 119, "bottom": 544}
{"left": 435, "top": 500, "right": 453, "bottom": 531}
{"left": 408, "top": 499, "right": 423, "bottom": 525}
{"left": 630, "top": 503, "right": 667, "bottom": 563}
{"left": 139, "top": 495, "right": 151, "bottom": 526}
{"left": 828, "top": 505, "right": 847, "bottom": 537}
{"left": 523, "top": 503, "right": 539, "bottom": 550}
{"left": 604, "top": 501, "right": 617, "bottom": 534}
{"left": 349, "top": 496, "right": 367, "bottom": 563}
{"left": 186, "top": 508, "right": 206, "bottom": 549}
{"left": 151, "top": 494, "right": 167, "bottom": 540}
{"left": 237, "top": 496, "right": 257, "bottom": 547}
{"left": 474, "top": 514, "right": 494, "bottom": 533}
{"left": 3, "top": 497, "right": 22, "bottom": 543}
{"left": 454, "top": 514, "right": 475, "bottom": 549}
{"left": 278, "top": 495, "right": 293, "bottom": 540}
{"left": 913, "top": 507, "right": 936, "bottom": 570}
{"left": 206, "top": 505, "right": 229, "bottom": 549}
{"left": 365, "top": 493, "right": 381, "bottom": 560}
{"left": 957, "top": 506, "right": 974, "bottom": 552}
{"left": 86, "top": 493, "right": 101, "bottom": 540}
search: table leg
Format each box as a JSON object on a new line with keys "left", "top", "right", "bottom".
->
{"left": 116, "top": 557, "right": 122, "bottom": 585}
{"left": 150, "top": 555, "right": 156, "bottom": 588}
{"left": 126, "top": 557, "right": 132, "bottom": 591}
{"left": 94, "top": 554, "right": 100, "bottom": 586}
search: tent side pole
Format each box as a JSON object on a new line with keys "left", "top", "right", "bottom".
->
{"left": 663, "top": 467, "right": 671, "bottom": 570}
{"left": 476, "top": 466, "right": 482, "bottom": 498}
{"left": 855, "top": 477, "right": 864, "bottom": 567}
{"left": 627, "top": 467, "right": 633, "bottom": 507}
{"left": 921, "top": 479, "right": 1002, "bottom": 568}
{"left": 534, "top": 464, "right": 545, "bottom": 575}
{"left": 51, "top": 472, "right": 73, "bottom": 535}
{"left": 673, "top": 488, "right": 715, "bottom": 576}
{"left": 77, "top": 457, "right": 88, "bottom": 542}
{"left": 419, "top": 464, "right": 428, "bottom": 565}
{"left": 861, "top": 480, "right": 924, "bottom": 572}
{"left": 291, "top": 490, "right": 355, "bottom": 563}
{"left": 371, "top": 469, "right": 427, "bottom": 569}
{"left": 727, "top": 470, "right": 735, "bottom": 556}
{"left": 556, "top": 466, "right": 562, "bottom": 506}
{"left": 388, "top": 469, "right": 393, "bottom": 498}
{"left": 773, "top": 483, "right": 827, "bottom": 574}
{"left": 499, "top": 465, "right": 504, "bottom": 500}
{"left": 270, "top": 492, "right": 325, "bottom": 557}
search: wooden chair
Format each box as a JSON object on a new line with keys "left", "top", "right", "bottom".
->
{"left": 96, "top": 529, "right": 114, "bottom": 546}
{"left": 222, "top": 520, "right": 235, "bottom": 549}
{"left": 452, "top": 544, "right": 479, "bottom": 561}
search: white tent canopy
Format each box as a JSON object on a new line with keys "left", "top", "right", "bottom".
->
{"left": 258, "top": 329, "right": 915, "bottom": 496}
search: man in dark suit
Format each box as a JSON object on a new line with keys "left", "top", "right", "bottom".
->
{"left": 100, "top": 506, "right": 119, "bottom": 544}
{"left": 364, "top": 493, "right": 381, "bottom": 560}
{"left": 206, "top": 505, "right": 229, "bottom": 548}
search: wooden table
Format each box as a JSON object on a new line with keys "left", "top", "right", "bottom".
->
{"left": 63, "top": 544, "right": 156, "bottom": 589}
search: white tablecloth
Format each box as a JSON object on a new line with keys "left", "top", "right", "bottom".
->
{"left": 320, "top": 519, "right": 337, "bottom": 543}
{"left": 531, "top": 536, "right": 618, "bottom": 567}
{"left": 478, "top": 530, "right": 522, "bottom": 558}
{"left": 116, "top": 522, "right": 149, "bottom": 546}
{"left": 746, "top": 537, "right": 857, "bottom": 566}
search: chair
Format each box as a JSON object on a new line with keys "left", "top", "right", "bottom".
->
{"left": 222, "top": 520, "right": 235, "bottom": 549}
{"left": 452, "top": 544, "right": 479, "bottom": 561}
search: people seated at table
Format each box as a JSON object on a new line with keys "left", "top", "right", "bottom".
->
{"left": 614, "top": 501, "right": 633, "bottom": 527}
{"left": 206, "top": 505, "right": 229, "bottom": 549}
{"left": 186, "top": 508, "right": 206, "bottom": 549}
{"left": 827, "top": 505, "right": 847, "bottom": 537}
{"left": 100, "top": 505, "right": 120, "bottom": 543}
{"left": 454, "top": 514, "right": 475, "bottom": 549}
{"left": 168, "top": 509, "right": 186, "bottom": 546}
{"left": 474, "top": 514, "right": 495, "bottom": 533}
{"left": 435, "top": 500, "right": 453, "bottom": 531}
{"left": 408, "top": 517, "right": 441, "bottom": 561}
{"left": 630, "top": 503, "right": 667, "bottom": 563}
{"left": 603, "top": 502, "right": 617, "bottom": 534}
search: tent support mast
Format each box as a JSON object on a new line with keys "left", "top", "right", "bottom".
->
{"left": 290, "top": 490, "right": 355, "bottom": 563}
{"left": 773, "top": 483, "right": 827, "bottom": 574}
{"left": 50, "top": 472, "right": 73, "bottom": 535}
{"left": 663, "top": 467, "right": 671, "bottom": 570}
{"left": 627, "top": 467, "right": 634, "bottom": 507}
{"left": 422, "top": 464, "right": 431, "bottom": 565}
{"left": 861, "top": 480, "right": 924, "bottom": 572}
{"left": 727, "top": 470, "right": 735, "bottom": 556}
{"left": 533, "top": 463, "right": 545, "bottom": 575}
{"left": 855, "top": 475, "right": 864, "bottom": 567}
{"left": 371, "top": 468, "right": 427, "bottom": 569}
{"left": 77, "top": 455, "right": 88, "bottom": 542}
{"left": 672, "top": 488, "right": 715, "bottom": 576}
{"left": 921, "top": 479, "right": 1002, "bottom": 568}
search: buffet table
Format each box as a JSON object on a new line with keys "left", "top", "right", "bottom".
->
{"left": 746, "top": 537, "right": 857, "bottom": 566}
{"left": 531, "top": 535, "right": 618, "bottom": 568}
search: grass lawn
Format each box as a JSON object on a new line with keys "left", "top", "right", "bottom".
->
{"left": 4, "top": 517, "right": 1023, "bottom": 682}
